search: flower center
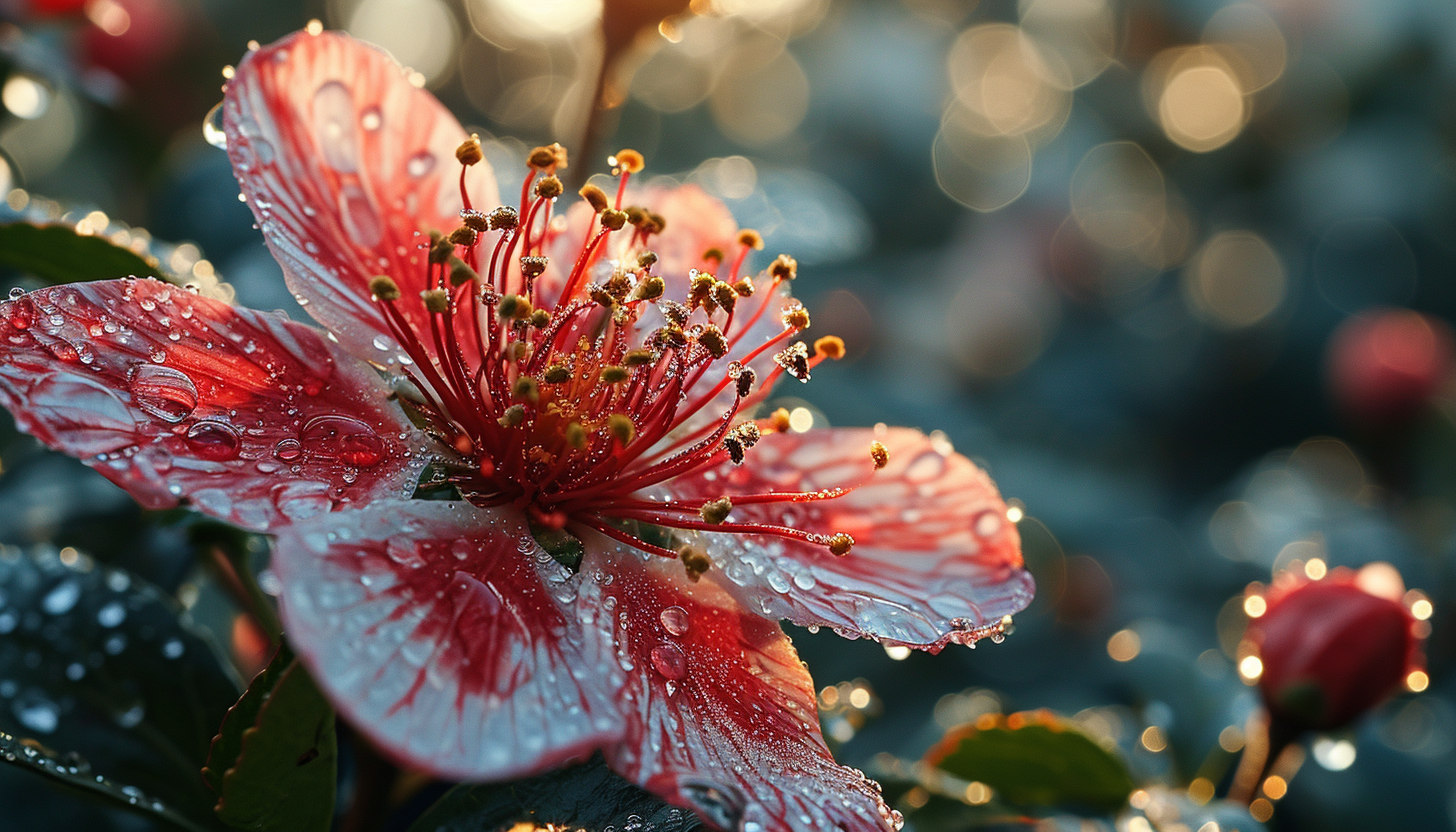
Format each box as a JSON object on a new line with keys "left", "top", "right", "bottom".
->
{"left": 370, "top": 141, "right": 881, "bottom": 579}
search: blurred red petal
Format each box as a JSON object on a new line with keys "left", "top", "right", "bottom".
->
{"left": 665, "top": 427, "right": 1033, "bottom": 650}
{"left": 223, "top": 29, "right": 498, "bottom": 365}
{"left": 0, "top": 278, "right": 426, "bottom": 531}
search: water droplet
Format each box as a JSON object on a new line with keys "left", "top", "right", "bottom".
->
{"left": 162, "top": 639, "right": 184, "bottom": 659}
{"left": 273, "top": 438, "right": 302, "bottom": 462}
{"left": 973, "top": 509, "right": 1002, "bottom": 538}
{"left": 185, "top": 420, "right": 242, "bottom": 460}
{"left": 793, "top": 570, "right": 817, "bottom": 590}
{"left": 7, "top": 288, "right": 23, "bottom": 300}
{"left": 659, "top": 606, "right": 690, "bottom": 636}
{"left": 312, "top": 81, "right": 358, "bottom": 173}
{"left": 339, "top": 184, "right": 382, "bottom": 247}
{"left": 13, "top": 692, "right": 58, "bottom": 733}
{"left": 300, "top": 414, "right": 385, "bottom": 467}
{"left": 96, "top": 601, "right": 126, "bottom": 628}
{"left": 41, "top": 580, "right": 80, "bottom": 615}
{"left": 203, "top": 101, "right": 227, "bottom": 149}
{"left": 116, "top": 704, "right": 145, "bottom": 727}
{"left": 360, "top": 106, "right": 382, "bottom": 131}
{"left": 766, "top": 571, "right": 791, "bottom": 594}
{"left": 406, "top": 150, "right": 436, "bottom": 178}
{"left": 128, "top": 364, "right": 198, "bottom": 423}
{"left": 649, "top": 642, "right": 687, "bottom": 680}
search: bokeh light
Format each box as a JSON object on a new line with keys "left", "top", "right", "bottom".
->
{"left": 1183, "top": 230, "right": 1285, "bottom": 328}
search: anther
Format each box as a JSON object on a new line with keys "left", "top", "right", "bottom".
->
{"left": 369, "top": 275, "right": 401, "bottom": 301}
{"left": 455, "top": 134, "right": 483, "bottom": 166}
{"left": 535, "top": 176, "right": 564, "bottom": 199}
{"left": 429, "top": 235, "right": 454, "bottom": 264}
{"left": 769, "top": 407, "right": 791, "bottom": 433}
{"left": 737, "top": 229, "right": 764, "bottom": 250}
{"left": 870, "top": 440, "right": 889, "bottom": 470}
{"left": 698, "top": 326, "right": 727, "bottom": 358}
{"left": 735, "top": 422, "right": 761, "bottom": 447}
{"left": 626, "top": 207, "right": 647, "bottom": 227}
{"left": 654, "top": 325, "right": 687, "bottom": 350}
{"left": 646, "top": 212, "right": 666, "bottom": 234}
{"left": 689, "top": 272, "right": 716, "bottom": 309}
{"left": 461, "top": 209, "right": 489, "bottom": 231}
{"left": 770, "top": 254, "right": 798, "bottom": 281}
{"left": 614, "top": 148, "right": 645, "bottom": 173}
{"left": 712, "top": 281, "right": 737, "bottom": 314}
{"left": 600, "top": 209, "right": 628, "bottom": 231}
{"left": 589, "top": 286, "right": 616, "bottom": 308}
{"left": 658, "top": 300, "right": 689, "bottom": 326}
{"left": 520, "top": 256, "right": 549, "bottom": 280}
{"left": 544, "top": 364, "right": 572, "bottom": 384}
{"left": 624, "top": 348, "right": 656, "bottom": 366}
{"left": 724, "top": 435, "right": 745, "bottom": 464}
{"left": 512, "top": 377, "right": 539, "bottom": 403}
{"left": 448, "top": 226, "right": 478, "bottom": 247}
{"left": 449, "top": 257, "right": 478, "bottom": 287}
{"left": 579, "top": 184, "right": 609, "bottom": 213}
{"left": 489, "top": 206, "right": 519, "bottom": 230}
{"left": 421, "top": 289, "right": 449, "bottom": 313}
{"left": 679, "top": 545, "right": 712, "bottom": 582}
{"left": 637, "top": 251, "right": 658, "bottom": 269}
{"left": 699, "top": 497, "right": 732, "bottom": 524}
{"left": 828, "top": 533, "right": 854, "bottom": 556}
{"left": 564, "top": 422, "right": 588, "bottom": 449}
{"left": 702, "top": 247, "right": 725, "bottom": 265}
{"left": 734, "top": 277, "right": 755, "bottom": 297}
{"left": 774, "top": 341, "right": 811, "bottom": 382}
{"left": 528, "top": 143, "right": 567, "bottom": 169}
{"left": 601, "top": 366, "right": 630, "bottom": 384}
{"left": 528, "top": 309, "right": 551, "bottom": 328}
{"left": 813, "top": 335, "right": 845, "bottom": 360}
{"left": 629, "top": 275, "right": 664, "bottom": 302}
{"left": 782, "top": 304, "right": 811, "bottom": 330}
{"left": 498, "top": 404, "right": 526, "bottom": 427}
{"left": 735, "top": 366, "right": 756, "bottom": 398}
{"left": 498, "top": 294, "right": 533, "bottom": 320}
{"left": 607, "top": 413, "right": 635, "bottom": 445}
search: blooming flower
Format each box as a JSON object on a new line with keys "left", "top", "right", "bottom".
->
{"left": 0, "top": 29, "right": 1033, "bottom": 832}
{"left": 1245, "top": 566, "right": 1426, "bottom": 732}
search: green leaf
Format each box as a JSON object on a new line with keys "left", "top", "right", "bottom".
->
{"left": 211, "top": 658, "right": 336, "bottom": 832}
{"left": 529, "top": 521, "right": 585, "bottom": 572}
{"left": 0, "top": 222, "right": 166, "bottom": 285}
{"left": 930, "top": 717, "right": 1135, "bottom": 814}
{"left": 0, "top": 545, "right": 241, "bottom": 824}
{"left": 408, "top": 754, "right": 701, "bottom": 832}
{"left": 0, "top": 729, "right": 221, "bottom": 832}
{"left": 202, "top": 644, "right": 293, "bottom": 795}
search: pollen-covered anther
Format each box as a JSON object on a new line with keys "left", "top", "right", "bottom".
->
{"left": 589, "top": 286, "right": 616, "bottom": 308}
{"left": 421, "top": 288, "right": 449, "bottom": 313}
{"left": 738, "top": 229, "right": 764, "bottom": 250}
{"left": 528, "top": 143, "right": 568, "bottom": 169}
{"left": 520, "top": 256, "right": 549, "bottom": 280}
{"left": 368, "top": 275, "right": 401, "bottom": 301}
{"left": 733, "top": 277, "right": 755, "bottom": 297}
{"left": 769, "top": 407, "right": 791, "bottom": 433}
{"left": 512, "top": 377, "right": 539, "bottom": 403}
{"left": 678, "top": 545, "right": 712, "bottom": 582}
{"left": 658, "top": 300, "right": 689, "bottom": 326}
{"left": 636, "top": 250, "right": 658, "bottom": 268}
{"left": 498, "top": 294, "right": 533, "bottom": 320}
{"left": 449, "top": 257, "right": 478, "bottom": 287}
{"left": 645, "top": 212, "right": 666, "bottom": 235}
{"left": 770, "top": 254, "right": 798, "bottom": 281}
{"left": 455, "top": 133, "right": 483, "bottom": 166}
{"left": 535, "top": 176, "right": 564, "bottom": 199}
{"left": 429, "top": 234, "right": 454, "bottom": 264}
{"left": 607, "top": 413, "right": 635, "bottom": 445}
{"left": 702, "top": 247, "right": 725, "bottom": 265}
{"left": 689, "top": 272, "right": 717, "bottom": 310}
{"left": 869, "top": 440, "right": 889, "bottom": 470}
{"left": 629, "top": 275, "right": 664, "bottom": 302}
{"left": 626, "top": 207, "right": 647, "bottom": 227}
{"left": 827, "top": 533, "right": 854, "bottom": 556}
{"left": 698, "top": 326, "right": 728, "bottom": 358}
{"left": 724, "top": 435, "right": 745, "bottom": 464}
{"left": 460, "top": 209, "right": 489, "bottom": 231}
{"left": 736, "top": 422, "right": 761, "bottom": 447}
{"left": 579, "top": 184, "right": 609, "bottom": 213}
{"left": 498, "top": 404, "right": 526, "bottom": 427}
{"left": 735, "top": 366, "right": 756, "bottom": 398}
{"left": 814, "top": 335, "right": 846, "bottom": 360}
{"left": 624, "top": 348, "right": 656, "bottom": 366}
{"left": 528, "top": 309, "right": 550, "bottom": 328}
{"left": 699, "top": 497, "right": 732, "bottom": 524}
{"left": 448, "top": 226, "right": 478, "bottom": 247}
{"left": 782, "top": 304, "right": 811, "bottom": 331}
{"left": 543, "top": 364, "right": 572, "bottom": 384}
{"left": 600, "top": 209, "right": 628, "bottom": 231}
{"left": 614, "top": 148, "right": 645, "bottom": 173}
{"left": 654, "top": 325, "right": 687, "bottom": 350}
{"left": 774, "top": 341, "right": 812, "bottom": 382}
{"left": 564, "top": 422, "right": 588, "bottom": 449}
{"left": 601, "top": 365, "right": 630, "bottom": 384}
{"left": 712, "top": 281, "right": 737, "bottom": 314}
{"left": 489, "top": 206, "right": 519, "bottom": 230}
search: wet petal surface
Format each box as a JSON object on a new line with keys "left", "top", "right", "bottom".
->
{"left": 0, "top": 278, "right": 426, "bottom": 531}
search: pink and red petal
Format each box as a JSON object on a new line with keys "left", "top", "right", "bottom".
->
{"left": 223, "top": 29, "right": 499, "bottom": 364}
{"left": 0, "top": 278, "right": 426, "bottom": 531}
{"left": 665, "top": 427, "right": 1033, "bottom": 650}
{"left": 584, "top": 538, "right": 901, "bottom": 832}
{"left": 271, "top": 501, "right": 625, "bottom": 781}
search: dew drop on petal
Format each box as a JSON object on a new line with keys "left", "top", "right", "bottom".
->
{"left": 300, "top": 415, "right": 385, "bottom": 467}
{"left": 406, "top": 150, "right": 435, "bottom": 178}
{"left": 202, "top": 102, "right": 227, "bottom": 149}
{"left": 339, "top": 184, "right": 382, "bottom": 247}
{"left": 360, "top": 106, "right": 382, "bottom": 132}
{"left": 659, "top": 606, "right": 690, "bottom": 636}
{"left": 185, "top": 420, "right": 242, "bottom": 460}
{"left": 312, "top": 81, "right": 359, "bottom": 173}
{"left": 649, "top": 642, "right": 687, "bottom": 680}
{"left": 273, "top": 438, "right": 302, "bottom": 462}
{"left": 128, "top": 364, "right": 198, "bottom": 423}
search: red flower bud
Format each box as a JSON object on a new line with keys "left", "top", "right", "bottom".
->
{"left": 1245, "top": 567, "right": 1425, "bottom": 732}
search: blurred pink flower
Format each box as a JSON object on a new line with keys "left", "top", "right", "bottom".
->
{"left": 0, "top": 29, "right": 1033, "bottom": 832}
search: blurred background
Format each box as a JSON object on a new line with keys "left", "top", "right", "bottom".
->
{"left": 0, "top": 0, "right": 1454, "bottom": 830}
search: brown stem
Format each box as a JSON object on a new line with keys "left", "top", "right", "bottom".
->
{"left": 572, "top": 48, "right": 613, "bottom": 190}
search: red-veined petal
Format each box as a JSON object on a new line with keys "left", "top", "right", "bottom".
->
{"left": 272, "top": 501, "right": 625, "bottom": 780}
{"left": 664, "top": 427, "right": 1033, "bottom": 650}
{"left": 583, "top": 536, "right": 901, "bottom": 832}
{"left": 223, "top": 29, "right": 499, "bottom": 365}
{"left": 0, "top": 278, "right": 426, "bottom": 531}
